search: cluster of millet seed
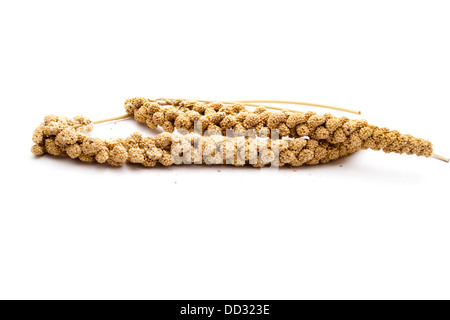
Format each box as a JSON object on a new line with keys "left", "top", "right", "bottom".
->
{"left": 31, "top": 97, "right": 433, "bottom": 167}
{"left": 31, "top": 114, "right": 358, "bottom": 167}
{"left": 31, "top": 115, "right": 175, "bottom": 167}
{"left": 169, "top": 133, "right": 355, "bottom": 167}
{"left": 124, "top": 98, "right": 433, "bottom": 158}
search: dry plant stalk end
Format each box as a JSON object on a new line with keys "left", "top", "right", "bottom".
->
{"left": 432, "top": 153, "right": 449, "bottom": 163}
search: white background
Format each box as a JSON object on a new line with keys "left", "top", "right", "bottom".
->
{"left": 0, "top": 0, "right": 449, "bottom": 300}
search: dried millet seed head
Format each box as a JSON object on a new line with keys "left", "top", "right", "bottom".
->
{"left": 123, "top": 98, "right": 434, "bottom": 158}
{"left": 32, "top": 114, "right": 359, "bottom": 167}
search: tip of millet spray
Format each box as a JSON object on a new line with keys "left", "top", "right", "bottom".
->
{"left": 432, "top": 153, "right": 449, "bottom": 162}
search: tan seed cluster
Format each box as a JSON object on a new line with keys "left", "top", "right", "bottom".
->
{"left": 124, "top": 98, "right": 433, "bottom": 158}
{"left": 31, "top": 115, "right": 358, "bottom": 167}
{"left": 31, "top": 116, "right": 176, "bottom": 167}
{"left": 30, "top": 97, "right": 434, "bottom": 168}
